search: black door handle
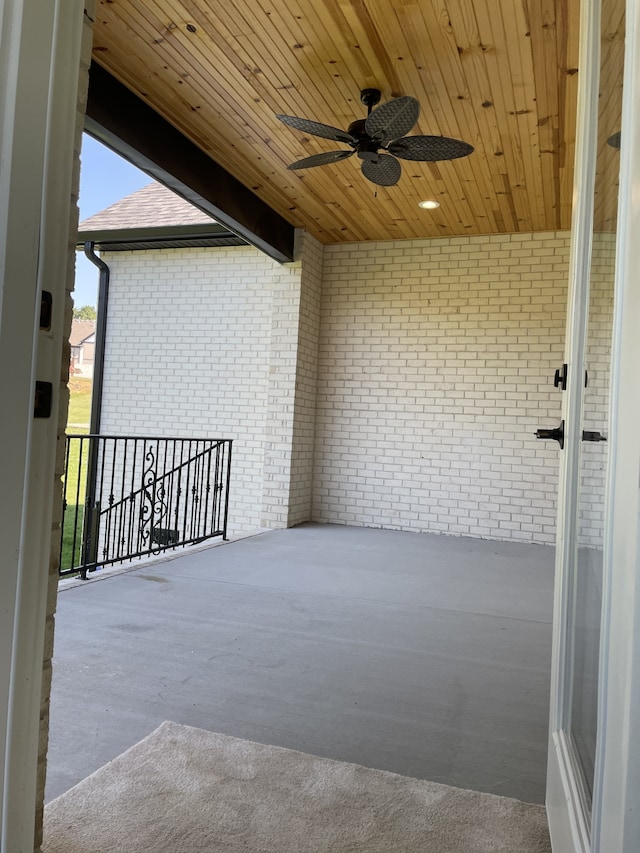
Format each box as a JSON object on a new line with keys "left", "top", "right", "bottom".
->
{"left": 535, "top": 422, "right": 606, "bottom": 448}
{"left": 535, "top": 421, "right": 565, "bottom": 449}
{"left": 582, "top": 430, "right": 607, "bottom": 442}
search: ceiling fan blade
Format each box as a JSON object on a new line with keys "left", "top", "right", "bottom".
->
{"left": 388, "top": 135, "right": 474, "bottom": 161}
{"left": 287, "top": 150, "right": 355, "bottom": 170}
{"left": 365, "top": 96, "right": 420, "bottom": 143}
{"left": 361, "top": 154, "right": 402, "bottom": 187}
{"left": 276, "top": 114, "right": 357, "bottom": 145}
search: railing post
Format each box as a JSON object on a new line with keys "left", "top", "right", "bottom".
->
{"left": 223, "top": 440, "right": 232, "bottom": 540}
{"left": 81, "top": 434, "right": 101, "bottom": 578}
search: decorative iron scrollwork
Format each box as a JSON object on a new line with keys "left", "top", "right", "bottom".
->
{"left": 139, "top": 445, "right": 169, "bottom": 548}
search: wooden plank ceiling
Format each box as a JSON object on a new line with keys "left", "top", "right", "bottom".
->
{"left": 90, "top": 0, "right": 621, "bottom": 244}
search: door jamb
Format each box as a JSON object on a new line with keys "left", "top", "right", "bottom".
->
{"left": 545, "top": 0, "right": 601, "bottom": 847}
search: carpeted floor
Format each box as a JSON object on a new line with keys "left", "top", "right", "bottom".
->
{"left": 43, "top": 721, "right": 551, "bottom": 852}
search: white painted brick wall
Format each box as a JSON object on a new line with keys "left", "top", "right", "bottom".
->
{"left": 99, "top": 229, "right": 613, "bottom": 548}
{"left": 578, "top": 233, "right": 615, "bottom": 549}
{"left": 259, "top": 231, "right": 323, "bottom": 528}
{"left": 101, "top": 246, "right": 280, "bottom": 535}
{"left": 288, "top": 233, "right": 323, "bottom": 525}
{"left": 259, "top": 256, "right": 304, "bottom": 529}
{"left": 313, "top": 232, "right": 573, "bottom": 545}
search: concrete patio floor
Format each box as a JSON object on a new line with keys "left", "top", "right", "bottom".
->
{"left": 46, "top": 523, "right": 555, "bottom": 805}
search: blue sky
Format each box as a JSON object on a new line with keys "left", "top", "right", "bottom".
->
{"left": 75, "top": 134, "right": 150, "bottom": 307}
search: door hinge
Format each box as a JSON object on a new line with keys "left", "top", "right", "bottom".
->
{"left": 554, "top": 364, "right": 567, "bottom": 390}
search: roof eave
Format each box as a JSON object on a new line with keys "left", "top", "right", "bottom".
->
{"left": 77, "top": 222, "right": 248, "bottom": 251}
{"left": 85, "top": 62, "right": 295, "bottom": 263}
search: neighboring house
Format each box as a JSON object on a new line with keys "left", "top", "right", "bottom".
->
{"left": 68, "top": 318, "right": 95, "bottom": 372}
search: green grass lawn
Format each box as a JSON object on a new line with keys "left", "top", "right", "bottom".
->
{"left": 61, "top": 378, "right": 92, "bottom": 571}
{"left": 66, "top": 377, "right": 93, "bottom": 428}
{"left": 60, "top": 502, "right": 85, "bottom": 573}
{"left": 60, "top": 433, "right": 90, "bottom": 573}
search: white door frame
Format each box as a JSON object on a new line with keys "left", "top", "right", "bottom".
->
{"left": 545, "top": 0, "right": 600, "bottom": 847}
{"left": 591, "top": 0, "right": 640, "bottom": 847}
{"left": 0, "top": 1, "right": 85, "bottom": 849}
{"left": 547, "top": 0, "right": 640, "bottom": 850}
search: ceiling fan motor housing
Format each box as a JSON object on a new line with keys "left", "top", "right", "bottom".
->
{"left": 347, "top": 118, "right": 380, "bottom": 161}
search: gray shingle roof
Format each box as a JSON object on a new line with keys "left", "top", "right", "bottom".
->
{"left": 69, "top": 319, "right": 96, "bottom": 346}
{"left": 78, "top": 182, "right": 215, "bottom": 231}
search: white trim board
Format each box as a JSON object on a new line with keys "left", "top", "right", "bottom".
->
{"left": 0, "top": 1, "right": 86, "bottom": 849}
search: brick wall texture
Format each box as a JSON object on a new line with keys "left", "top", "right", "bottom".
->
{"left": 578, "top": 233, "right": 615, "bottom": 549}
{"left": 314, "top": 232, "right": 570, "bottom": 544}
{"left": 287, "top": 233, "right": 323, "bottom": 526}
{"left": 100, "top": 233, "right": 324, "bottom": 534}
{"left": 101, "top": 245, "right": 274, "bottom": 533}
{"left": 99, "top": 229, "right": 614, "bottom": 548}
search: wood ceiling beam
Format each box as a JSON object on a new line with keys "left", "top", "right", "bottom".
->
{"left": 84, "top": 61, "right": 295, "bottom": 263}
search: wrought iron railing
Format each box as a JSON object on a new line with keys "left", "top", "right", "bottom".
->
{"left": 60, "top": 435, "right": 232, "bottom": 578}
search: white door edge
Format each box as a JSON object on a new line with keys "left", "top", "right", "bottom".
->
{"left": 545, "top": 0, "right": 601, "bottom": 847}
{"left": 591, "top": 0, "right": 640, "bottom": 849}
{"left": 548, "top": 731, "right": 592, "bottom": 853}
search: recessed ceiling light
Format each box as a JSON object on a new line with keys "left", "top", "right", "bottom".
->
{"left": 418, "top": 199, "right": 440, "bottom": 209}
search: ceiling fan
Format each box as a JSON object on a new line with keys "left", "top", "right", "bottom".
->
{"left": 277, "top": 88, "right": 473, "bottom": 187}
